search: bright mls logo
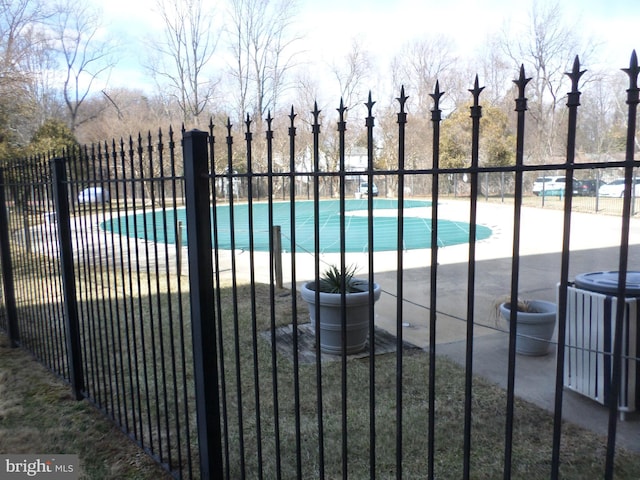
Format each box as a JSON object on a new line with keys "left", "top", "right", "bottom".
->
{"left": 0, "top": 455, "right": 79, "bottom": 479}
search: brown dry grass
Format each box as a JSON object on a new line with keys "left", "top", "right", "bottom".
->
{"left": 0, "top": 334, "right": 171, "bottom": 480}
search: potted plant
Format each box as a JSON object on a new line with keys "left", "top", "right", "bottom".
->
{"left": 300, "top": 265, "right": 382, "bottom": 355}
{"left": 498, "top": 298, "right": 557, "bottom": 356}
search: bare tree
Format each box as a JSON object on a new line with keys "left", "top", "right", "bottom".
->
{"left": 24, "top": 28, "right": 64, "bottom": 127}
{"left": 578, "top": 71, "right": 636, "bottom": 157}
{"left": 325, "top": 40, "right": 374, "bottom": 158}
{"left": 391, "top": 34, "right": 458, "bottom": 114}
{"left": 330, "top": 38, "right": 373, "bottom": 116}
{"left": 477, "top": 34, "right": 514, "bottom": 107}
{"left": 74, "top": 88, "right": 176, "bottom": 144}
{"left": 51, "top": 0, "right": 116, "bottom": 133}
{"left": 385, "top": 36, "right": 461, "bottom": 176}
{"left": 0, "top": 0, "right": 53, "bottom": 151}
{"left": 148, "top": 0, "right": 219, "bottom": 125}
{"left": 500, "top": 0, "right": 595, "bottom": 161}
{"left": 226, "top": 0, "right": 300, "bottom": 122}
{"left": 0, "top": 0, "right": 45, "bottom": 79}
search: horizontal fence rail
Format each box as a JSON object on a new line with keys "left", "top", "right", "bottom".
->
{"left": 0, "top": 53, "right": 638, "bottom": 479}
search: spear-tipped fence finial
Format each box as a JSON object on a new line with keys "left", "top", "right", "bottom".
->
{"left": 469, "top": 75, "right": 484, "bottom": 108}
{"left": 397, "top": 85, "right": 408, "bottom": 112}
{"left": 337, "top": 98, "right": 347, "bottom": 132}
{"left": 266, "top": 110, "right": 273, "bottom": 139}
{"left": 430, "top": 81, "right": 444, "bottom": 122}
{"left": 565, "top": 55, "right": 586, "bottom": 107}
{"left": 514, "top": 65, "right": 532, "bottom": 109}
{"left": 365, "top": 91, "right": 376, "bottom": 128}
{"left": 365, "top": 91, "right": 376, "bottom": 112}
{"left": 622, "top": 50, "right": 639, "bottom": 104}
{"left": 312, "top": 101, "right": 321, "bottom": 134}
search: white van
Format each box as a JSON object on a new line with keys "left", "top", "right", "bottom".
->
{"left": 78, "top": 187, "right": 110, "bottom": 204}
{"left": 358, "top": 181, "right": 378, "bottom": 197}
{"left": 532, "top": 176, "right": 574, "bottom": 196}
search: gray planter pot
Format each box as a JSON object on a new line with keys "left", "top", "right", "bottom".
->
{"left": 499, "top": 300, "right": 557, "bottom": 356}
{"left": 300, "top": 281, "right": 382, "bottom": 354}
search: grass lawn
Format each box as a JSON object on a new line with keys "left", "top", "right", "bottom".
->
{"left": 213, "top": 282, "right": 640, "bottom": 479}
{"left": 0, "top": 333, "right": 171, "bottom": 479}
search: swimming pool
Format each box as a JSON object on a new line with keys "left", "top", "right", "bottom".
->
{"left": 101, "top": 199, "right": 492, "bottom": 253}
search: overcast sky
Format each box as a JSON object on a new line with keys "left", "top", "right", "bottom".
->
{"left": 94, "top": 0, "right": 639, "bottom": 94}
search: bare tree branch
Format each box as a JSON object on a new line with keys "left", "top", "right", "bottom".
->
{"left": 51, "top": 0, "right": 116, "bottom": 133}
{"left": 226, "top": 0, "right": 301, "bottom": 121}
{"left": 147, "top": 0, "right": 220, "bottom": 124}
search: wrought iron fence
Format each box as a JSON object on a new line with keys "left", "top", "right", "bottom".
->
{"left": 0, "top": 53, "right": 638, "bottom": 479}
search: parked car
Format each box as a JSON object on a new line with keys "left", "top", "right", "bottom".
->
{"left": 598, "top": 178, "right": 640, "bottom": 198}
{"left": 532, "top": 176, "right": 572, "bottom": 196}
{"left": 574, "top": 179, "right": 598, "bottom": 196}
{"left": 358, "top": 181, "right": 378, "bottom": 196}
{"left": 78, "top": 187, "right": 110, "bottom": 204}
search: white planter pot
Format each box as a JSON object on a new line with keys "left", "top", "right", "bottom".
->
{"left": 499, "top": 300, "right": 557, "bottom": 356}
{"left": 300, "top": 281, "right": 382, "bottom": 354}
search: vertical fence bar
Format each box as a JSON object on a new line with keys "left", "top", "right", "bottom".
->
{"left": 182, "top": 129, "right": 223, "bottom": 480}
{"left": 122, "top": 137, "right": 145, "bottom": 445}
{"left": 0, "top": 169, "right": 19, "bottom": 347}
{"left": 171, "top": 125, "right": 195, "bottom": 479}
{"left": 428, "top": 82, "right": 444, "bottom": 480}
{"left": 143, "top": 132, "right": 164, "bottom": 457}
{"left": 176, "top": 220, "right": 183, "bottom": 275}
{"left": 364, "top": 92, "right": 377, "bottom": 480}
{"left": 51, "top": 157, "right": 84, "bottom": 400}
{"left": 337, "top": 99, "right": 349, "bottom": 480}
{"left": 311, "top": 102, "right": 326, "bottom": 479}
{"left": 135, "top": 134, "right": 155, "bottom": 451}
{"left": 97, "top": 144, "right": 117, "bottom": 426}
{"left": 604, "top": 50, "right": 639, "bottom": 480}
{"left": 265, "top": 113, "right": 283, "bottom": 479}
{"left": 111, "top": 139, "right": 135, "bottom": 437}
{"left": 41, "top": 155, "right": 66, "bottom": 374}
{"left": 155, "top": 129, "right": 177, "bottom": 469}
{"left": 226, "top": 119, "right": 247, "bottom": 478}
{"left": 208, "top": 120, "right": 231, "bottom": 479}
{"left": 101, "top": 142, "right": 123, "bottom": 428}
{"left": 551, "top": 56, "right": 584, "bottom": 480}
{"left": 244, "top": 114, "right": 265, "bottom": 479}
{"left": 503, "top": 66, "right": 531, "bottom": 480}
{"left": 72, "top": 147, "right": 97, "bottom": 402}
{"left": 287, "top": 107, "right": 303, "bottom": 480}
{"left": 28, "top": 159, "right": 50, "bottom": 364}
{"left": 462, "top": 76, "right": 484, "bottom": 480}
{"left": 395, "top": 90, "right": 407, "bottom": 480}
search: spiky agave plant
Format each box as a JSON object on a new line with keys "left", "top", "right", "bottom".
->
{"left": 317, "top": 264, "right": 367, "bottom": 293}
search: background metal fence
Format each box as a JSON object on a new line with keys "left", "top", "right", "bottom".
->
{"left": 0, "top": 54, "right": 638, "bottom": 479}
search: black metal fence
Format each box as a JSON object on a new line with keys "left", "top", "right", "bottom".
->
{"left": 0, "top": 53, "right": 638, "bottom": 479}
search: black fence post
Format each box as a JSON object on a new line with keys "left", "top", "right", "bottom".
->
{"left": 51, "top": 157, "right": 84, "bottom": 400}
{"left": 0, "top": 168, "right": 20, "bottom": 347}
{"left": 183, "top": 129, "right": 224, "bottom": 480}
